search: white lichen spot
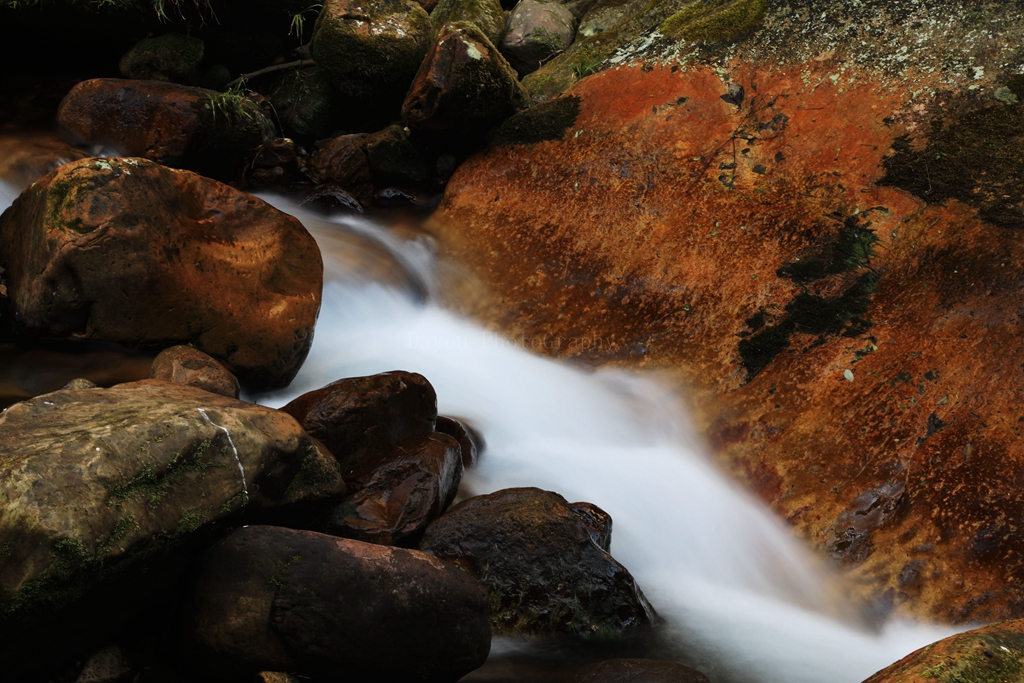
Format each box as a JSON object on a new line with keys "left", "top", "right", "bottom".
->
{"left": 465, "top": 41, "right": 483, "bottom": 60}
{"left": 844, "top": 369, "right": 855, "bottom": 382}
{"left": 973, "top": 65, "right": 985, "bottom": 79}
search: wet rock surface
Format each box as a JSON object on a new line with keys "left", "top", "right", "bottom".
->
{"left": 0, "top": 156, "right": 322, "bottom": 391}
{"left": 186, "top": 525, "right": 491, "bottom": 682}
{"left": 435, "top": 415, "right": 483, "bottom": 468}
{"left": 0, "top": 380, "right": 344, "bottom": 675}
{"left": 566, "top": 659, "right": 712, "bottom": 683}
{"left": 325, "top": 432, "right": 463, "bottom": 546}
{"left": 419, "top": 487, "right": 655, "bottom": 636}
{"left": 57, "top": 79, "right": 275, "bottom": 180}
{"left": 148, "top": 345, "right": 241, "bottom": 399}
{"left": 281, "top": 371, "right": 438, "bottom": 473}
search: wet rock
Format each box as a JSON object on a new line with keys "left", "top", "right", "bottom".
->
{"left": 56, "top": 79, "right": 276, "bottom": 180}
{"left": 75, "top": 646, "right": 135, "bottom": 683}
{"left": 0, "top": 380, "right": 344, "bottom": 677}
{"left": 308, "top": 133, "right": 373, "bottom": 193}
{"left": 0, "top": 157, "right": 322, "bottom": 391}
{"left": 403, "top": 22, "right": 526, "bottom": 133}
{"left": 575, "top": 0, "right": 644, "bottom": 38}
{"left": 149, "top": 345, "right": 241, "bottom": 399}
{"left": 119, "top": 33, "right": 204, "bottom": 85}
{"left": 0, "top": 133, "right": 88, "bottom": 191}
{"left": 567, "top": 659, "right": 711, "bottom": 683}
{"left": 435, "top": 415, "right": 483, "bottom": 468}
{"left": 326, "top": 432, "right": 463, "bottom": 545}
{"left": 301, "top": 184, "right": 365, "bottom": 213}
{"left": 281, "top": 371, "right": 438, "bottom": 474}
{"left": 499, "top": 0, "right": 577, "bottom": 76}
{"left": 245, "top": 137, "right": 303, "bottom": 190}
{"left": 365, "top": 125, "right": 431, "bottom": 185}
{"left": 267, "top": 67, "right": 346, "bottom": 140}
{"left": 186, "top": 525, "right": 491, "bottom": 681}
{"left": 419, "top": 487, "right": 655, "bottom": 636}
{"left": 310, "top": 0, "right": 433, "bottom": 106}
{"left": 61, "top": 378, "right": 98, "bottom": 391}
{"left": 373, "top": 186, "right": 421, "bottom": 206}
{"left": 570, "top": 501, "right": 611, "bottom": 552}
{"left": 862, "top": 619, "right": 1024, "bottom": 683}
{"left": 430, "top": 0, "right": 506, "bottom": 46}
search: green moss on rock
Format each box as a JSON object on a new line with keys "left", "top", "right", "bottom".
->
{"left": 490, "top": 94, "right": 581, "bottom": 146}
{"left": 430, "top": 0, "right": 505, "bottom": 46}
{"left": 659, "top": 0, "right": 766, "bottom": 42}
{"left": 119, "top": 32, "right": 204, "bottom": 84}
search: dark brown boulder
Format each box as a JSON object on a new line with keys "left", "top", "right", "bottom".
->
{"left": 419, "top": 487, "right": 655, "bottom": 636}
{"left": 326, "top": 432, "right": 463, "bottom": 545}
{"left": 364, "top": 125, "right": 431, "bottom": 186}
{"left": 435, "top": 415, "right": 483, "bottom": 468}
{"left": 56, "top": 79, "right": 275, "bottom": 179}
{"left": 149, "top": 345, "right": 241, "bottom": 399}
{"left": 281, "top": 371, "right": 437, "bottom": 473}
{"left": 186, "top": 525, "right": 491, "bottom": 682}
{"left": 566, "top": 659, "right": 711, "bottom": 683}
{"left": 570, "top": 501, "right": 612, "bottom": 553}
{"left": 403, "top": 22, "right": 525, "bottom": 133}
{"left": 0, "top": 157, "right": 322, "bottom": 391}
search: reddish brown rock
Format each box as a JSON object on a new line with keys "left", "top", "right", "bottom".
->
{"left": 281, "top": 371, "right": 438, "bottom": 473}
{"left": 186, "top": 525, "right": 491, "bottom": 682}
{"left": 326, "top": 432, "right": 463, "bottom": 545}
{"left": 862, "top": 620, "right": 1024, "bottom": 683}
{"left": 308, "top": 133, "right": 372, "bottom": 191}
{"left": 0, "top": 157, "right": 322, "bottom": 390}
{"left": 567, "top": 659, "right": 711, "bottom": 683}
{"left": 149, "top": 345, "right": 240, "bottom": 398}
{"left": 56, "top": 79, "right": 275, "bottom": 179}
{"left": 419, "top": 487, "right": 655, "bottom": 636}
{"left": 428, "top": 10, "right": 1024, "bottom": 623}
{"left": 403, "top": 22, "right": 525, "bottom": 133}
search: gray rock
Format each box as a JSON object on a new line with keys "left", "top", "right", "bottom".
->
{"left": 500, "top": 0, "right": 577, "bottom": 76}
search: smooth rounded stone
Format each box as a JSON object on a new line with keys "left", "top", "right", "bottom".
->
{"left": 186, "top": 525, "right": 491, "bottom": 682}
{"left": 403, "top": 22, "right": 526, "bottom": 133}
{"left": 566, "top": 659, "right": 711, "bottom": 683}
{"left": 56, "top": 79, "right": 276, "bottom": 179}
{"left": 0, "top": 157, "right": 322, "bottom": 391}
{"left": 75, "top": 646, "right": 134, "bottom": 683}
{"left": 119, "top": 33, "right": 204, "bottom": 84}
{"left": 0, "top": 380, "right": 344, "bottom": 675}
{"left": 268, "top": 67, "right": 346, "bottom": 140}
{"left": 419, "top": 487, "right": 655, "bottom": 636}
{"left": 862, "top": 619, "right": 1024, "bottom": 682}
{"left": 310, "top": 0, "right": 433, "bottom": 104}
{"left": 281, "top": 371, "right": 437, "bottom": 474}
{"left": 308, "top": 133, "right": 373, "bottom": 193}
{"left": 364, "top": 125, "right": 430, "bottom": 185}
{"left": 149, "top": 345, "right": 241, "bottom": 399}
{"left": 499, "top": 0, "right": 577, "bottom": 76}
{"left": 0, "top": 133, "right": 89, "bottom": 191}
{"left": 435, "top": 415, "right": 483, "bottom": 468}
{"left": 429, "top": 0, "right": 506, "bottom": 46}
{"left": 326, "top": 432, "right": 463, "bottom": 546}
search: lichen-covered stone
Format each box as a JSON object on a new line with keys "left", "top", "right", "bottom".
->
{"left": 0, "top": 380, "right": 344, "bottom": 676}
{"left": 862, "top": 620, "right": 1024, "bottom": 683}
{"left": 419, "top": 487, "right": 655, "bottom": 636}
{"left": 118, "top": 33, "right": 205, "bottom": 84}
{"left": 404, "top": 22, "right": 526, "bottom": 132}
{"left": 0, "top": 157, "right": 322, "bottom": 390}
{"left": 186, "top": 525, "right": 490, "bottom": 681}
{"left": 429, "top": 0, "right": 505, "bottom": 46}
{"left": 267, "top": 67, "right": 346, "bottom": 140}
{"left": 309, "top": 0, "right": 433, "bottom": 104}
{"left": 499, "top": 0, "right": 577, "bottom": 76}
{"left": 56, "top": 79, "right": 276, "bottom": 180}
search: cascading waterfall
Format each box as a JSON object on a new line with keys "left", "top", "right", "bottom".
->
{"left": 0, "top": 183, "right": 959, "bottom": 682}
{"left": 253, "top": 197, "right": 960, "bottom": 683}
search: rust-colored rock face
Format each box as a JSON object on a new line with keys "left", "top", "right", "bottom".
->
{"left": 0, "top": 157, "right": 322, "bottom": 390}
{"left": 429, "top": 58, "right": 1024, "bottom": 623}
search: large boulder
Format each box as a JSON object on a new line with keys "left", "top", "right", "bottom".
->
{"left": 403, "top": 22, "right": 526, "bottom": 133}
{"left": 862, "top": 620, "right": 1024, "bottom": 683}
{"left": 310, "top": 0, "right": 433, "bottom": 106}
{"left": 428, "top": 2, "right": 1024, "bottom": 623}
{"left": 0, "top": 380, "right": 345, "bottom": 676}
{"left": 281, "top": 371, "right": 437, "bottom": 474}
{"left": 185, "top": 525, "right": 491, "bottom": 682}
{"left": 56, "top": 79, "right": 276, "bottom": 180}
{"left": 419, "top": 487, "right": 655, "bottom": 636}
{"left": 325, "top": 432, "right": 463, "bottom": 545}
{"left": 499, "top": 0, "right": 577, "bottom": 76}
{"left": 119, "top": 33, "right": 205, "bottom": 84}
{"left": 0, "top": 156, "right": 322, "bottom": 391}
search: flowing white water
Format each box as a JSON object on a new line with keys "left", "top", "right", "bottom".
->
{"left": 254, "top": 199, "right": 960, "bottom": 683}
{"left": 0, "top": 183, "right": 958, "bottom": 682}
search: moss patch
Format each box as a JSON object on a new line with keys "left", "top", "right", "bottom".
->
{"left": 659, "top": 0, "right": 766, "bottom": 42}
{"left": 490, "top": 95, "right": 581, "bottom": 146}
{"left": 107, "top": 438, "right": 224, "bottom": 506}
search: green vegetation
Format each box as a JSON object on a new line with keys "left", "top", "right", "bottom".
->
{"left": 659, "top": 0, "right": 766, "bottom": 42}
{"left": 288, "top": 2, "right": 322, "bottom": 40}
{"left": 107, "top": 438, "right": 223, "bottom": 506}
{"left": 265, "top": 554, "right": 302, "bottom": 591}
{"left": 572, "top": 54, "right": 604, "bottom": 81}
{"left": 490, "top": 95, "right": 581, "bottom": 146}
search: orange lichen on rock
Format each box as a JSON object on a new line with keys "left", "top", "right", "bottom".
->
{"left": 429, "top": 61, "right": 1024, "bottom": 623}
